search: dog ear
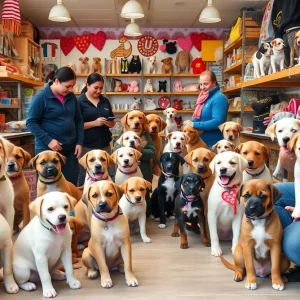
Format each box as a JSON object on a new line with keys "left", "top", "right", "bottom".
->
{"left": 182, "top": 132, "right": 190, "bottom": 144}
{"left": 104, "top": 152, "right": 114, "bottom": 167}
{"left": 229, "top": 142, "right": 236, "bottom": 151}
{"left": 261, "top": 143, "right": 270, "bottom": 160}
{"left": 296, "top": 120, "right": 300, "bottom": 128}
{"left": 112, "top": 182, "right": 123, "bottom": 200}
{"left": 209, "top": 156, "right": 216, "bottom": 173}
{"left": 218, "top": 122, "right": 226, "bottom": 132}
{"left": 235, "top": 143, "right": 243, "bottom": 154}
{"left": 174, "top": 175, "right": 183, "bottom": 191}
{"left": 197, "top": 174, "right": 206, "bottom": 190}
{"left": 184, "top": 151, "right": 193, "bottom": 165}
{"left": 271, "top": 39, "right": 277, "bottom": 47}
{"left": 79, "top": 152, "right": 89, "bottom": 169}
{"left": 237, "top": 183, "right": 245, "bottom": 204}
{"left": 265, "top": 123, "right": 277, "bottom": 140}
{"left": 237, "top": 124, "right": 243, "bottom": 133}
{"left": 133, "top": 148, "right": 142, "bottom": 161}
{"left": 65, "top": 193, "right": 77, "bottom": 211}
{"left": 116, "top": 134, "right": 124, "bottom": 146}
{"left": 120, "top": 113, "right": 129, "bottom": 128}
{"left": 165, "top": 132, "right": 172, "bottom": 140}
{"left": 258, "top": 43, "right": 266, "bottom": 54}
{"left": 237, "top": 153, "right": 248, "bottom": 173}
{"left": 163, "top": 109, "right": 167, "bottom": 115}
{"left": 119, "top": 180, "right": 128, "bottom": 194}
{"left": 287, "top": 134, "right": 300, "bottom": 151}
{"left": 0, "top": 137, "right": 14, "bottom": 158}
{"left": 141, "top": 113, "right": 149, "bottom": 132}
{"left": 29, "top": 195, "right": 44, "bottom": 218}
{"left": 19, "top": 148, "right": 32, "bottom": 167}
{"left": 82, "top": 185, "right": 91, "bottom": 206}
{"left": 159, "top": 118, "right": 167, "bottom": 132}
{"left": 79, "top": 57, "right": 83, "bottom": 61}
{"left": 270, "top": 184, "right": 282, "bottom": 203}
{"left": 29, "top": 154, "right": 39, "bottom": 169}
{"left": 179, "top": 154, "right": 186, "bottom": 166}
{"left": 180, "top": 125, "right": 186, "bottom": 132}
{"left": 56, "top": 152, "right": 67, "bottom": 165}
{"left": 86, "top": 57, "right": 89, "bottom": 61}
{"left": 208, "top": 150, "right": 216, "bottom": 161}
{"left": 143, "top": 179, "right": 152, "bottom": 191}
{"left": 110, "top": 150, "right": 118, "bottom": 166}
{"left": 211, "top": 142, "right": 219, "bottom": 152}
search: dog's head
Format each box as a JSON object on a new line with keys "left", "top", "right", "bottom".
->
{"left": 120, "top": 177, "right": 151, "bottom": 204}
{"left": 0, "top": 137, "right": 17, "bottom": 177}
{"left": 219, "top": 122, "right": 242, "bottom": 142}
{"left": 238, "top": 179, "right": 281, "bottom": 219}
{"left": 79, "top": 57, "right": 89, "bottom": 64}
{"left": 29, "top": 150, "right": 66, "bottom": 181}
{"left": 161, "top": 57, "right": 173, "bottom": 65}
{"left": 79, "top": 150, "right": 113, "bottom": 180}
{"left": 111, "top": 147, "right": 142, "bottom": 171}
{"left": 236, "top": 141, "right": 270, "bottom": 171}
{"left": 165, "top": 131, "right": 189, "bottom": 153}
{"left": 212, "top": 139, "right": 235, "bottom": 154}
{"left": 93, "top": 57, "right": 101, "bottom": 63}
{"left": 148, "top": 56, "right": 156, "bottom": 65}
{"left": 66, "top": 62, "right": 76, "bottom": 71}
{"left": 160, "top": 152, "right": 185, "bottom": 176}
{"left": 146, "top": 78, "right": 152, "bottom": 85}
{"left": 295, "top": 30, "right": 300, "bottom": 47}
{"left": 266, "top": 118, "right": 300, "bottom": 147}
{"left": 116, "top": 131, "right": 141, "bottom": 149}
{"left": 30, "top": 192, "right": 77, "bottom": 234}
{"left": 121, "top": 110, "right": 148, "bottom": 135}
{"left": 271, "top": 38, "right": 285, "bottom": 51}
{"left": 258, "top": 42, "right": 272, "bottom": 56}
{"left": 180, "top": 125, "right": 202, "bottom": 144}
{"left": 69, "top": 216, "right": 84, "bottom": 237}
{"left": 210, "top": 151, "right": 248, "bottom": 187}
{"left": 184, "top": 148, "right": 215, "bottom": 177}
{"left": 163, "top": 107, "right": 177, "bottom": 119}
{"left": 6, "top": 146, "right": 31, "bottom": 177}
{"left": 288, "top": 133, "right": 300, "bottom": 159}
{"left": 146, "top": 114, "right": 167, "bottom": 135}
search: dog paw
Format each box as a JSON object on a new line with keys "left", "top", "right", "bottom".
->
{"left": 77, "top": 244, "right": 85, "bottom": 250}
{"left": 154, "top": 218, "right": 160, "bottom": 222}
{"left": 272, "top": 283, "right": 284, "bottom": 291}
{"left": 142, "top": 236, "right": 152, "bottom": 243}
{"left": 180, "top": 243, "right": 188, "bottom": 249}
{"left": 51, "top": 270, "right": 66, "bottom": 281}
{"left": 5, "top": 282, "right": 19, "bottom": 294}
{"left": 158, "top": 224, "right": 167, "bottom": 229}
{"left": 169, "top": 216, "right": 175, "bottom": 220}
{"left": 245, "top": 282, "right": 257, "bottom": 290}
{"left": 211, "top": 246, "right": 222, "bottom": 257}
{"left": 68, "top": 278, "right": 81, "bottom": 289}
{"left": 87, "top": 270, "right": 99, "bottom": 279}
{"left": 202, "top": 240, "right": 211, "bottom": 247}
{"left": 20, "top": 282, "right": 36, "bottom": 291}
{"left": 126, "top": 276, "right": 138, "bottom": 287}
{"left": 43, "top": 287, "right": 57, "bottom": 298}
{"left": 171, "top": 232, "right": 180, "bottom": 237}
{"left": 234, "top": 271, "right": 244, "bottom": 282}
{"left": 101, "top": 278, "right": 113, "bottom": 288}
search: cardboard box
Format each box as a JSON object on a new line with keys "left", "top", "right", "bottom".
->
{"left": 23, "top": 169, "right": 37, "bottom": 201}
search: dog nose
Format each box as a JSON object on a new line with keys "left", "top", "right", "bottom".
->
{"left": 249, "top": 205, "right": 257, "bottom": 212}
{"left": 176, "top": 142, "right": 181, "bottom": 147}
{"left": 95, "top": 164, "right": 102, "bottom": 170}
{"left": 134, "top": 122, "right": 139, "bottom": 127}
{"left": 152, "top": 126, "right": 157, "bottom": 131}
{"left": 98, "top": 202, "right": 107, "bottom": 209}
{"left": 7, "top": 161, "right": 14, "bottom": 167}
{"left": 248, "top": 160, "right": 254, "bottom": 167}
{"left": 47, "top": 167, "right": 55, "bottom": 174}
{"left": 220, "top": 167, "right": 227, "bottom": 174}
{"left": 283, "top": 137, "right": 290, "bottom": 144}
{"left": 197, "top": 165, "right": 205, "bottom": 172}
{"left": 129, "top": 140, "right": 135, "bottom": 145}
{"left": 124, "top": 159, "right": 129, "bottom": 164}
{"left": 229, "top": 136, "right": 233, "bottom": 141}
{"left": 58, "top": 214, "right": 66, "bottom": 222}
{"left": 135, "top": 196, "right": 142, "bottom": 202}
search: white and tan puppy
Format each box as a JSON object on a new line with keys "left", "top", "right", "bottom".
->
{"left": 112, "top": 147, "right": 143, "bottom": 185}
{"left": 163, "top": 131, "right": 189, "bottom": 154}
{"left": 270, "top": 38, "right": 285, "bottom": 73}
{"left": 0, "top": 137, "right": 15, "bottom": 234}
{"left": 13, "top": 192, "right": 81, "bottom": 298}
{"left": 208, "top": 151, "right": 248, "bottom": 257}
{"left": 116, "top": 131, "right": 142, "bottom": 149}
{"left": 212, "top": 139, "right": 235, "bottom": 154}
{"left": 119, "top": 177, "right": 152, "bottom": 243}
{"left": 164, "top": 108, "right": 178, "bottom": 134}
{"left": 219, "top": 122, "right": 243, "bottom": 147}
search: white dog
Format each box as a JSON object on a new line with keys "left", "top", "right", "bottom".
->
{"left": 270, "top": 38, "right": 285, "bottom": 73}
{"left": 144, "top": 98, "right": 157, "bottom": 110}
{"left": 252, "top": 42, "right": 272, "bottom": 78}
{"left": 147, "top": 56, "right": 156, "bottom": 74}
{"left": 66, "top": 62, "right": 76, "bottom": 72}
{"left": 212, "top": 139, "right": 235, "bottom": 153}
{"left": 116, "top": 131, "right": 142, "bottom": 149}
{"left": 208, "top": 151, "right": 248, "bottom": 257}
{"left": 13, "top": 192, "right": 81, "bottom": 298}
{"left": 163, "top": 131, "right": 189, "bottom": 154}
{"left": 164, "top": 108, "right": 178, "bottom": 134}
{"left": 144, "top": 78, "right": 154, "bottom": 92}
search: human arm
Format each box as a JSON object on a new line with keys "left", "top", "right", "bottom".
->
{"left": 74, "top": 99, "right": 84, "bottom": 146}
{"left": 139, "top": 132, "right": 156, "bottom": 162}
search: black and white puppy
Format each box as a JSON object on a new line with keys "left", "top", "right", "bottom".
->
{"left": 151, "top": 152, "right": 185, "bottom": 229}
{"left": 252, "top": 42, "right": 272, "bottom": 78}
{"left": 171, "top": 173, "right": 210, "bottom": 249}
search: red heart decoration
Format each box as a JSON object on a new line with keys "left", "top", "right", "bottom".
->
{"left": 177, "top": 36, "right": 193, "bottom": 52}
{"left": 221, "top": 190, "right": 237, "bottom": 206}
{"left": 73, "top": 34, "right": 90, "bottom": 54}
{"left": 60, "top": 37, "right": 75, "bottom": 56}
{"left": 90, "top": 31, "right": 107, "bottom": 51}
{"left": 190, "top": 32, "right": 210, "bottom": 51}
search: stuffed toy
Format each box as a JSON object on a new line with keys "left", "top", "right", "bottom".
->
{"left": 175, "top": 51, "right": 192, "bottom": 73}
{"left": 79, "top": 56, "right": 89, "bottom": 74}
{"left": 92, "top": 57, "right": 101, "bottom": 73}
{"left": 182, "top": 83, "right": 199, "bottom": 92}
{"left": 161, "top": 57, "right": 173, "bottom": 74}
{"left": 128, "top": 55, "right": 142, "bottom": 74}
{"left": 130, "top": 97, "right": 142, "bottom": 110}
{"left": 114, "top": 81, "right": 122, "bottom": 92}
{"left": 160, "top": 39, "right": 177, "bottom": 54}
{"left": 144, "top": 78, "right": 154, "bottom": 92}
{"left": 66, "top": 62, "right": 76, "bottom": 72}
{"left": 127, "top": 80, "right": 139, "bottom": 92}
{"left": 191, "top": 57, "right": 205, "bottom": 74}
{"left": 183, "top": 102, "right": 191, "bottom": 110}
{"left": 158, "top": 80, "right": 167, "bottom": 92}
{"left": 173, "top": 99, "right": 183, "bottom": 110}
{"left": 146, "top": 56, "right": 156, "bottom": 74}
{"left": 175, "top": 116, "right": 182, "bottom": 128}
{"left": 144, "top": 98, "right": 156, "bottom": 110}
{"left": 121, "top": 58, "right": 129, "bottom": 74}
{"left": 173, "top": 80, "right": 183, "bottom": 92}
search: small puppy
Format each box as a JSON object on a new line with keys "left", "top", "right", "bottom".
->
{"left": 119, "top": 177, "right": 152, "bottom": 243}
{"left": 163, "top": 131, "right": 189, "bottom": 154}
{"left": 116, "top": 131, "right": 142, "bottom": 149}
{"left": 164, "top": 108, "right": 178, "bottom": 134}
{"left": 79, "top": 56, "right": 89, "bottom": 74}
{"left": 236, "top": 141, "right": 273, "bottom": 182}
{"left": 212, "top": 139, "right": 235, "bottom": 153}
{"left": 13, "top": 192, "right": 81, "bottom": 298}
{"left": 172, "top": 173, "right": 209, "bottom": 249}
{"left": 289, "top": 30, "right": 300, "bottom": 67}
{"left": 252, "top": 42, "right": 272, "bottom": 78}
{"left": 219, "top": 121, "right": 243, "bottom": 146}
{"left": 181, "top": 125, "right": 207, "bottom": 152}
{"left": 147, "top": 56, "right": 156, "bottom": 74}
{"left": 270, "top": 38, "right": 285, "bottom": 73}
{"left": 66, "top": 62, "right": 76, "bottom": 72}
{"left": 91, "top": 57, "right": 101, "bottom": 73}
{"left": 120, "top": 110, "right": 149, "bottom": 136}
{"left": 144, "top": 78, "right": 154, "bottom": 92}
{"left": 6, "top": 146, "right": 31, "bottom": 234}
{"left": 82, "top": 181, "right": 138, "bottom": 288}
{"left": 112, "top": 147, "right": 143, "bottom": 185}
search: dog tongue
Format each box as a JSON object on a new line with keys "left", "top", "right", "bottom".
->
{"left": 175, "top": 148, "right": 181, "bottom": 153}
{"left": 220, "top": 176, "right": 230, "bottom": 185}
{"left": 55, "top": 224, "right": 66, "bottom": 234}
{"left": 95, "top": 172, "right": 103, "bottom": 179}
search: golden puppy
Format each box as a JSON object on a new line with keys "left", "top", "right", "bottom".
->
{"left": 212, "top": 139, "right": 235, "bottom": 153}
{"left": 91, "top": 57, "right": 101, "bottom": 73}
{"left": 181, "top": 125, "right": 207, "bottom": 152}
{"left": 79, "top": 56, "right": 89, "bottom": 74}
{"left": 6, "top": 146, "right": 31, "bottom": 234}
{"left": 82, "top": 181, "right": 138, "bottom": 288}
{"left": 220, "top": 179, "right": 290, "bottom": 291}
{"left": 146, "top": 114, "right": 167, "bottom": 176}
{"left": 121, "top": 110, "right": 149, "bottom": 137}
{"left": 219, "top": 121, "right": 243, "bottom": 146}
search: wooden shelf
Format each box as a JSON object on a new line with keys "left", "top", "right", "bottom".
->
{"left": 172, "top": 92, "right": 199, "bottom": 95}
{"left": 228, "top": 107, "right": 253, "bottom": 113}
{"left": 113, "top": 110, "right": 194, "bottom": 114}
{"left": 76, "top": 73, "right": 89, "bottom": 77}
{"left": 0, "top": 72, "right": 44, "bottom": 86}
{"left": 105, "top": 74, "right": 142, "bottom": 77}
{"left": 223, "top": 59, "right": 251, "bottom": 74}
{"left": 222, "top": 86, "right": 241, "bottom": 94}
{"left": 0, "top": 104, "right": 20, "bottom": 109}
{"left": 106, "top": 92, "right": 141, "bottom": 95}
{"left": 74, "top": 92, "right": 81, "bottom": 95}
{"left": 143, "top": 74, "right": 171, "bottom": 77}
{"left": 173, "top": 74, "right": 200, "bottom": 77}
{"left": 143, "top": 92, "right": 171, "bottom": 95}
{"left": 244, "top": 107, "right": 254, "bottom": 112}
{"left": 224, "top": 37, "right": 243, "bottom": 55}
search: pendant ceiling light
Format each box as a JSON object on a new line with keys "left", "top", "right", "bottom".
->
{"left": 48, "top": 0, "right": 71, "bottom": 22}
{"left": 121, "top": 0, "right": 144, "bottom": 19}
{"left": 199, "top": 0, "right": 221, "bottom": 23}
{"left": 124, "top": 19, "right": 142, "bottom": 37}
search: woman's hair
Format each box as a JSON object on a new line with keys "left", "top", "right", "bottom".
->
{"left": 199, "top": 70, "right": 217, "bottom": 83}
{"left": 81, "top": 72, "right": 104, "bottom": 94}
{"left": 53, "top": 66, "right": 76, "bottom": 82}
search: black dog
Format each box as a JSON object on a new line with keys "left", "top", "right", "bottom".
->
{"left": 171, "top": 173, "right": 210, "bottom": 249}
{"left": 158, "top": 80, "right": 167, "bottom": 92}
{"left": 151, "top": 152, "right": 185, "bottom": 228}
{"left": 129, "top": 55, "right": 142, "bottom": 74}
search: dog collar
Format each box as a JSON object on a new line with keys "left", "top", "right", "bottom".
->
{"left": 218, "top": 183, "right": 241, "bottom": 215}
{"left": 39, "top": 219, "right": 56, "bottom": 233}
{"left": 246, "top": 209, "right": 274, "bottom": 221}
{"left": 92, "top": 207, "right": 123, "bottom": 224}
{"left": 0, "top": 175, "right": 6, "bottom": 181}
{"left": 38, "top": 174, "right": 62, "bottom": 185}
{"left": 87, "top": 172, "right": 109, "bottom": 182}
{"left": 7, "top": 173, "right": 23, "bottom": 181}
{"left": 118, "top": 167, "right": 138, "bottom": 175}
{"left": 125, "top": 194, "right": 136, "bottom": 205}
{"left": 245, "top": 166, "right": 265, "bottom": 178}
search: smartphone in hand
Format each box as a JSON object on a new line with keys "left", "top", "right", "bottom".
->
{"left": 106, "top": 116, "right": 116, "bottom": 121}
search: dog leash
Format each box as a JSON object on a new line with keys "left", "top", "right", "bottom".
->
{"left": 245, "top": 209, "right": 274, "bottom": 221}
{"left": 118, "top": 167, "right": 138, "bottom": 175}
{"left": 92, "top": 207, "right": 123, "bottom": 231}
{"left": 218, "top": 182, "right": 240, "bottom": 215}
{"left": 245, "top": 166, "right": 265, "bottom": 178}
{"left": 38, "top": 173, "right": 62, "bottom": 185}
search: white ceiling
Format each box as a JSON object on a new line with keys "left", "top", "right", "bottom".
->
{"left": 1, "top": 0, "right": 268, "bottom": 28}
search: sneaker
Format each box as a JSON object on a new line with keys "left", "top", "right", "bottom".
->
{"left": 284, "top": 265, "right": 300, "bottom": 282}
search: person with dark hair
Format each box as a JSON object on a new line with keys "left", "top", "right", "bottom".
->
{"left": 183, "top": 70, "right": 228, "bottom": 148}
{"left": 77, "top": 72, "right": 115, "bottom": 186}
{"left": 26, "top": 66, "right": 84, "bottom": 185}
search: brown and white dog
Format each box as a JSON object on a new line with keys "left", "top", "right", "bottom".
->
{"left": 79, "top": 56, "right": 89, "bottom": 74}
{"left": 219, "top": 122, "right": 243, "bottom": 147}
{"left": 236, "top": 141, "right": 273, "bottom": 182}
{"left": 288, "top": 30, "right": 300, "bottom": 67}
{"left": 181, "top": 125, "right": 207, "bottom": 153}
{"left": 220, "top": 180, "right": 290, "bottom": 291}
{"left": 6, "top": 146, "right": 31, "bottom": 234}
{"left": 212, "top": 139, "right": 235, "bottom": 154}
{"left": 116, "top": 131, "right": 142, "bottom": 149}
{"left": 29, "top": 151, "right": 82, "bottom": 201}
{"left": 82, "top": 181, "right": 138, "bottom": 288}
{"left": 270, "top": 38, "right": 285, "bottom": 73}
{"left": 121, "top": 110, "right": 149, "bottom": 137}
{"left": 163, "top": 131, "right": 189, "bottom": 154}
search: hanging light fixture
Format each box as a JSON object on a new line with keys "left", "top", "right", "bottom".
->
{"left": 121, "top": 0, "right": 144, "bottom": 19}
{"left": 199, "top": 0, "right": 221, "bottom": 23}
{"left": 48, "top": 0, "right": 71, "bottom": 22}
{"left": 124, "top": 19, "right": 142, "bottom": 37}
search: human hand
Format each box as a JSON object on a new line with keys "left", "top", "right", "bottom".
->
{"left": 74, "top": 145, "right": 82, "bottom": 159}
{"left": 48, "top": 139, "right": 62, "bottom": 151}
{"left": 263, "top": 112, "right": 276, "bottom": 126}
{"left": 285, "top": 206, "right": 300, "bottom": 222}
{"left": 183, "top": 120, "right": 193, "bottom": 127}
{"left": 95, "top": 117, "right": 106, "bottom": 127}
{"left": 103, "top": 120, "right": 116, "bottom": 128}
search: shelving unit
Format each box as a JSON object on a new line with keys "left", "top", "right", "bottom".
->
{"left": 112, "top": 109, "right": 194, "bottom": 114}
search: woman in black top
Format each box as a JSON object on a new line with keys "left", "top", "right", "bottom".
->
{"left": 77, "top": 73, "right": 115, "bottom": 186}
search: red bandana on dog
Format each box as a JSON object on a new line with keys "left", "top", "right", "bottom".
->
{"left": 220, "top": 184, "right": 240, "bottom": 214}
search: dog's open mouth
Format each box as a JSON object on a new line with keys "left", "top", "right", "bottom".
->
{"left": 46, "top": 219, "right": 66, "bottom": 233}
{"left": 94, "top": 171, "right": 104, "bottom": 178}
{"left": 123, "top": 164, "right": 133, "bottom": 169}
{"left": 219, "top": 172, "right": 236, "bottom": 185}
{"left": 174, "top": 147, "right": 182, "bottom": 153}
{"left": 186, "top": 194, "right": 197, "bottom": 200}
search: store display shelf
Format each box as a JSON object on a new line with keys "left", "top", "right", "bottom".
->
{"left": 113, "top": 110, "right": 194, "bottom": 114}
{"left": 224, "top": 35, "right": 259, "bottom": 55}
{"left": 172, "top": 74, "right": 200, "bottom": 77}
{"left": 143, "top": 92, "right": 171, "bottom": 95}
{"left": 0, "top": 104, "right": 20, "bottom": 109}
{"left": 76, "top": 73, "right": 89, "bottom": 77}
{"left": 0, "top": 72, "right": 44, "bottom": 86}
{"left": 106, "top": 92, "right": 142, "bottom": 95}
{"left": 172, "top": 92, "right": 199, "bottom": 95}
{"left": 222, "top": 86, "right": 241, "bottom": 94}
{"left": 105, "top": 74, "right": 142, "bottom": 77}
{"left": 143, "top": 74, "right": 172, "bottom": 77}
{"left": 223, "top": 59, "right": 251, "bottom": 74}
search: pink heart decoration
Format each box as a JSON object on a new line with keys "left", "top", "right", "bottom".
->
{"left": 221, "top": 190, "right": 237, "bottom": 206}
{"left": 60, "top": 37, "right": 75, "bottom": 56}
{"left": 159, "top": 44, "right": 166, "bottom": 52}
{"left": 73, "top": 34, "right": 90, "bottom": 54}
{"left": 90, "top": 31, "right": 107, "bottom": 51}
{"left": 177, "top": 36, "right": 193, "bottom": 52}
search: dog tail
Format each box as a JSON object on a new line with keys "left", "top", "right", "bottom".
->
{"left": 219, "top": 256, "right": 236, "bottom": 271}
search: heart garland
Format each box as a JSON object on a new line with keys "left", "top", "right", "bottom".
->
{"left": 90, "top": 31, "right": 107, "bottom": 51}
{"left": 177, "top": 36, "right": 193, "bottom": 52}
{"left": 60, "top": 36, "right": 75, "bottom": 56}
{"left": 73, "top": 34, "right": 90, "bottom": 54}
{"left": 189, "top": 32, "right": 216, "bottom": 51}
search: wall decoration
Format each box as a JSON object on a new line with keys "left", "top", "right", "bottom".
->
{"left": 201, "top": 40, "right": 223, "bottom": 62}
{"left": 1, "top": 0, "right": 21, "bottom": 35}
{"left": 177, "top": 36, "right": 193, "bottom": 52}
{"left": 160, "top": 39, "right": 177, "bottom": 54}
{"left": 190, "top": 32, "right": 208, "bottom": 51}
{"left": 137, "top": 35, "right": 158, "bottom": 57}
{"left": 89, "top": 31, "right": 107, "bottom": 51}
{"left": 110, "top": 36, "right": 132, "bottom": 58}
{"left": 60, "top": 36, "right": 75, "bottom": 56}
{"left": 73, "top": 34, "right": 90, "bottom": 54}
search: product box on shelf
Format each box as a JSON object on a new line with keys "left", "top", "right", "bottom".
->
{"left": 23, "top": 169, "right": 37, "bottom": 201}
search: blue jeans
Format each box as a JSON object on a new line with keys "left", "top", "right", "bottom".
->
{"left": 275, "top": 182, "right": 300, "bottom": 265}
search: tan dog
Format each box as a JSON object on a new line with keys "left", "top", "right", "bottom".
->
{"left": 220, "top": 179, "right": 289, "bottom": 291}
{"left": 116, "top": 131, "right": 142, "bottom": 149}
{"left": 289, "top": 30, "right": 300, "bottom": 67}
{"left": 212, "top": 139, "right": 235, "bottom": 153}
{"left": 91, "top": 57, "right": 101, "bottom": 73}
{"left": 219, "top": 121, "right": 243, "bottom": 146}
{"left": 163, "top": 131, "right": 189, "bottom": 154}
{"left": 146, "top": 114, "right": 167, "bottom": 176}
{"left": 181, "top": 125, "right": 207, "bottom": 152}
{"left": 121, "top": 110, "right": 149, "bottom": 137}
{"left": 82, "top": 181, "right": 138, "bottom": 288}
{"left": 6, "top": 146, "right": 31, "bottom": 234}
{"left": 29, "top": 151, "right": 82, "bottom": 201}
{"left": 236, "top": 141, "right": 273, "bottom": 182}
{"left": 161, "top": 57, "right": 173, "bottom": 74}
{"left": 79, "top": 56, "right": 89, "bottom": 74}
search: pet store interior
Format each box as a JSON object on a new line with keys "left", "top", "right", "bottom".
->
{"left": 0, "top": 0, "right": 300, "bottom": 299}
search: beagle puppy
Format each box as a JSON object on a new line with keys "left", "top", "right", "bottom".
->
{"left": 212, "top": 139, "right": 235, "bottom": 154}
{"left": 219, "top": 122, "right": 243, "bottom": 147}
